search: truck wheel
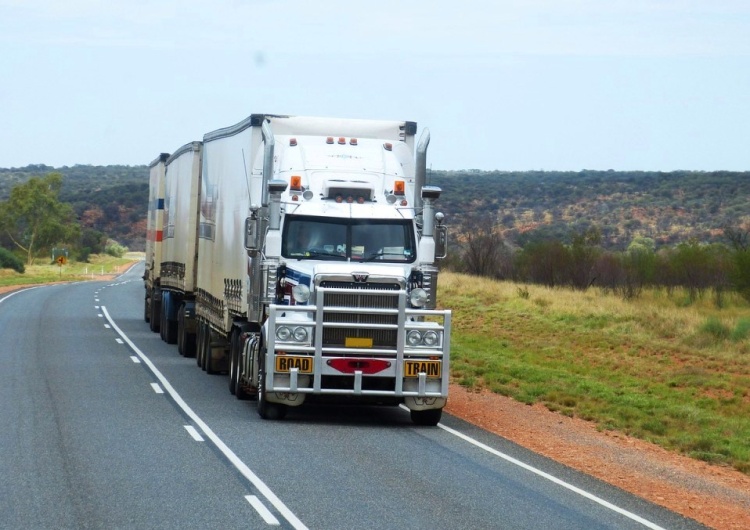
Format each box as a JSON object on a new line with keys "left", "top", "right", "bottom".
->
{"left": 144, "top": 295, "right": 150, "bottom": 323}
{"left": 196, "top": 323, "right": 205, "bottom": 368}
{"left": 177, "top": 306, "right": 185, "bottom": 355}
{"left": 164, "top": 315, "right": 177, "bottom": 345}
{"left": 159, "top": 302, "right": 167, "bottom": 341}
{"left": 149, "top": 293, "right": 160, "bottom": 333}
{"left": 228, "top": 328, "right": 239, "bottom": 395}
{"left": 257, "top": 356, "right": 287, "bottom": 420}
{"left": 410, "top": 408, "right": 442, "bottom": 426}
{"left": 204, "top": 326, "right": 219, "bottom": 375}
{"left": 177, "top": 305, "right": 195, "bottom": 357}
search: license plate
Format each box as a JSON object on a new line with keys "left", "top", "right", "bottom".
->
{"left": 404, "top": 360, "right": 441, "bottom": 378}
{"left": 345, "top": 337, "right": 373, "bottom": 348}
{"left": 275, "top": 356, "right": 314, "bottom": 374}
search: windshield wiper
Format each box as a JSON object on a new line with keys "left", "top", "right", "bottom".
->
{"left": 304, "top": 249, "right": 344, "bottom": 259}
{"left": 361, "top": 250, "right": 385, "bottom": 262}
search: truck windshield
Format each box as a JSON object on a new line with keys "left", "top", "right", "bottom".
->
{"left": 282, "top": 216, "right": 416, "bottom": 263}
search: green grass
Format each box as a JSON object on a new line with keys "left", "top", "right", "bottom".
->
{"left": 0, "top": 253, "right": 142, "bottom": 288}
{"left": 440, "top": 272, "right": 750, "bottom": 474}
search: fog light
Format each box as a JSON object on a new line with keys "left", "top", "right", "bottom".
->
{"left": 276, "top": 326, "right": 292, "bottom": 341}
{"left": 407, "top": 330, "right": 422, "bottom": 346}
{"left": 423, "top": 330, "right": 439, "bottom": 347}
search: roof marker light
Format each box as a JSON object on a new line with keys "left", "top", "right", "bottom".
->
{"left": 289, "top": 138, "right": 297, "bottom": 146}
{"left": 350, "top": 138, "right": 358, "bottom": 146}
{"left": 383, "top": 142, "right": 393, "bottom": 151}
{"left": 290, "top": 175, "right": 302, "bottom": 191}
{"left": 338, "top": 137, "right": 346, "bottom": 145}
{"left": 326, "top": 137, "right": 334, "bottom": 144}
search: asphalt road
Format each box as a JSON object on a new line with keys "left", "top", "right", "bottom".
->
{"left": 0, "top": 263, "right": 709, "bottom": 530}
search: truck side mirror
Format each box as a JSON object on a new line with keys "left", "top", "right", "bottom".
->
{"left": 435, "top": 225, "right": 448, "bottom": 260}
{"left": 434, "top": 212, "right": 447, "bottom": 260}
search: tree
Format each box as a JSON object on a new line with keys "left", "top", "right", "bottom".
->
{"left": 458, "top": 213, "right": 512, "bottom": 278}
{"left": 0, "top": 173, "right": 80, "bottom": 265}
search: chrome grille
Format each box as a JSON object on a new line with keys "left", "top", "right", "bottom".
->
{"left": 320, "top": 281, "right": 399, "bottom": 348}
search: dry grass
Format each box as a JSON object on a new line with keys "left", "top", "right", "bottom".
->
{"left": 440, "top": 271, "right": 750, "bottom": 473}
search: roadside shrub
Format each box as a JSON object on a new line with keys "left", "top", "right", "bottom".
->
{"left": 104, "top": 240, "right": 128, "bottom": 258}
{"left": 0, "top": 247, "right": 25, "bottom": 273}
{"left": 731, "top": 318, "right": 750, "bottom": 342}
{"left": 699, "top": 317, "right": 731, "bottom": 340}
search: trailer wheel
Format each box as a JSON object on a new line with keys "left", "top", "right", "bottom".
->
{"left": 204, "top": 325, "right": 219, "bottom": 375}
{"left": 164, "top": 314, "right": 177, "bottom": 345}
{"left": 149, "top": 292, "right": 160, "bottom": 333}
{"left": 228, "top": 328, "right": 239, "bottom": 395}
{"left": 257, "top": 354, "right": 287, "bottom": 420}
{"left": 177, "top": 305, "right": 185, "bottom": 355}
{"left": 144, "top": 294, "right": 150, "bottom": 323}
{"left": 410, "top": 408, "right": 442, "bottom": 426}
{"left": 196, "top": 322, "right": 205, "bottom": 368}
{"left": 177, "top": 305, "right": 195, "bottom": 357}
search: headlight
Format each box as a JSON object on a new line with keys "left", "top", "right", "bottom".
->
{"left": 407, "top": 330, "right": 422, "bottom": 346}
{"left": 409, "top": 288, "right": 428, "bottom": 308}
{"left": 292, "top": 284, "right": 310, "bottom": 303}
{"left": 422, "top": 330, "right": 439, "bottom": 347}
{"left": 276, "top": 326, "right": 292, "bottom": 341}
{"left": 293, "top": 326, "right": 308, "bottom": 342}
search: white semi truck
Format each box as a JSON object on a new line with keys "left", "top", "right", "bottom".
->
{"left": 145, "top": 113, "right": 451, "bottom": 425}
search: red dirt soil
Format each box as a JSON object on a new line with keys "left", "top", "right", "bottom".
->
{"left": 445, "top": 383, "right": 750, "bottom": 530}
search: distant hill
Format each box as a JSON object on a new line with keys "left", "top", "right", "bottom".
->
{"left": 430, "top": 169, "right": 750, "bottom": 250}
{"left": 0, "top": 164, "right": 148, "bottom": 250}
{"left": 2, "top": 165, "right": 749, "bottom": 251}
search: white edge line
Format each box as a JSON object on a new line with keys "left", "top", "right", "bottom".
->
{"left": 436, "top": 420, "right": 667, "bottom": 530}
{"left": 101, "top": 306, "right": 308, "bottom": 530}
{"left": 0, "top": 286, "right": 43, "bottom": 305}
{"left": 184, "top": 425, "right": 205, "bottom": 442}
{"left": 246, "top": 495, "right": 281, "bottom": 526}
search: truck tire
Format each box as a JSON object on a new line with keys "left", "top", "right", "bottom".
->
{"left": 149, "top": 293, "right": 160, "bottom": 333}
{"left": 204, "top": 325, "right": 219, "bottom": 375}
{"left": 196, "top": 322, "right": 206, "bottom": 368}
{"left": 177, "top": 305, "right": 186, "bottom": 355}
{"left": 144, "top": 295, "right": 150, "bottom": 323}
{"left": 410, "top": 408, "right": 442, "bottom": 426}
{"left": 177, "top": 305, "right": 196, "bottom": 357}
{"left": 257, "top": 353, "right": 287, "bottom": 420}
{"left": 164, "top": 314, "right": 177, "bottom": 345}
{"left": 228, "top": 328, "right": 239, "bottom": 395}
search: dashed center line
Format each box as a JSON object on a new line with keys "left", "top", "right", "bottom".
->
{"left": 184, "top": 425, "right": 204, "bottom": 442}
{"left": 246, "top": 496, "right": 281, "bottom": 526}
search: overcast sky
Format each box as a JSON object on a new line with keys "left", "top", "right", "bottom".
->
{"left": 1, "top": 0, "right": 748, "bottom": 171}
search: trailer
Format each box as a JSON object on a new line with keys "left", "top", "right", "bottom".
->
{"left": 147, "top": 113, "right": 450, "bottom": 425}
